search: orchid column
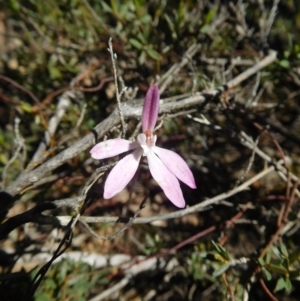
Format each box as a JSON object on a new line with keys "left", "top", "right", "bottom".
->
{"left": 90, "top": 85, "right": 196, "bottom": 208}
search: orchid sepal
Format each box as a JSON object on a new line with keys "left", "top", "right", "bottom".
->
{"left": 152, "top": 146, "right": 196, "bottom": 189}
{"left": 104, "top": 148, "right": 143, "bottom": 199}
{"left": 90, "top": 139, "right": 139, "bottom": 160}
{"left": 141, "top": 84, "right": 159, "bottom": 133}
{"left": 147, "top": 150, "right": 185, "bottom": 208}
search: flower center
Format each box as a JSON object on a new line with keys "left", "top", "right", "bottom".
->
{"left": 137, "top": 132, "right": 157, "bottom": 156}
{"left": 144, "top": 130, "right": 154, "bottom": 146}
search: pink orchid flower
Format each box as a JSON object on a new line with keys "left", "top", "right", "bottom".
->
{"left": 90, "top": 85, "right": 196, "bottom": 208}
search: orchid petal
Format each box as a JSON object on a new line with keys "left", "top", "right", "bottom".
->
{"left": 90, "top": 139, "right": 139, "bottom": 160}
{"left": 152, "top": 146, "right": 196, "bottom": 189}
{"left": 142, "top": 85, "right": 160, "bottom": 132}
{"left": 147, "top": 150, "right": 185, "bottom": 208}
{"left": 104, "top": 148, "right": 143, "bottom": 199}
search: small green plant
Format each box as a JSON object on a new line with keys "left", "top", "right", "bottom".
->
{"left": 32, "top": 258, "right": 110, "bottom": 301}
{"left": 259, "top": 243, "right": 300, "bottom": 293}
{"left": 143, "top": 233, "right": 163, "bottom": 255}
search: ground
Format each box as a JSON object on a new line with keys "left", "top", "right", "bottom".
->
{"left": 1, "top": 1, "right": 300, "bottom": 301}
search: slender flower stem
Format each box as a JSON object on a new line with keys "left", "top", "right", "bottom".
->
{"left": 108, "top": 37, "right": 126, "bottom": 138}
